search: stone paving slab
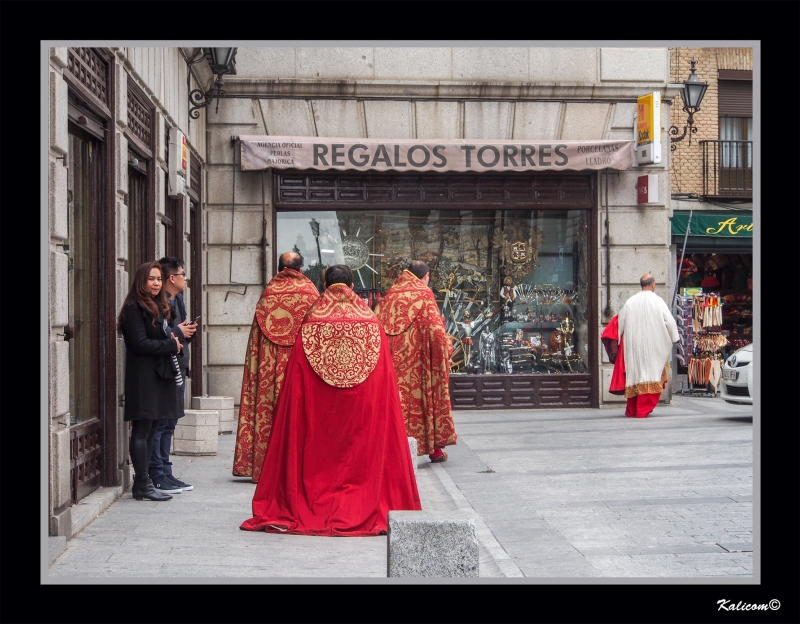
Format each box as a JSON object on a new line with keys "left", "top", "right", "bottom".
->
{"left": 47, "top": 394, "right": 754, "bottom": 581}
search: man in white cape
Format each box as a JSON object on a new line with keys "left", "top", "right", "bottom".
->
{"left": 617, "top": 274, "right": 680, "bottom": 418}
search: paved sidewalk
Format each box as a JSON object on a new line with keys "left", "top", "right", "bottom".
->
{"left": 46, "top": 394, "right": 753, "bottom": 581}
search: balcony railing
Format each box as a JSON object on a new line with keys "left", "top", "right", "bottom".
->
{"left": 700, "top": 140, "right": 753, "bottom": 199}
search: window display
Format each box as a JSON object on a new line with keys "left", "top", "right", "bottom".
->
{"left": 676, "top": 253, "right": 752, "bottom": 350}
{"left": 277, "top": 209, "right": 589, "bottom": 375}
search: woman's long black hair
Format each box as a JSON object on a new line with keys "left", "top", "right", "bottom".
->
{"left": 118, "top": 261, "right": 172, "bottom": 331}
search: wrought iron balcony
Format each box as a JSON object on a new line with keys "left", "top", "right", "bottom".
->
{"left": 700, "top": 140, "right": 753, "bottom": 199}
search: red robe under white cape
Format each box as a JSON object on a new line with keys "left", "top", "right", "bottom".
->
{"left": 600, "top": 315, "right": 626, "bottom": 396}
{"left": 240, "top": 283, "right": 421, "bottom": 536}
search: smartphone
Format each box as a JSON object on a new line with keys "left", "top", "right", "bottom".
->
{"left": 192, "top": 316, "right": 201, "bottom": 324}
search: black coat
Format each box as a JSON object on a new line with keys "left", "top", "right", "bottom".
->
{"left": 120, "top": 299, "right": 184, "bottom": 421}
{"left": 168, "top": 292, "right": 192, "bottom": 375}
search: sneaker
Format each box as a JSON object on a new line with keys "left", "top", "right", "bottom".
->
{"left": 166, "top": 474, "right": 193, "bottom": 491}
{"left": 153, "top": 477, "right": 182, "bottom": 493}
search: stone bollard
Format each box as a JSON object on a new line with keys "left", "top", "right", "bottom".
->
{"left": 192, "top": 396, "right": 234, "bottom": 434}
{"left": 407, "top": 437, "right": 417, "bottom": 479}
{"left": 173, "top": 409, "right": 219, "bottom": 456}
{"left": 387, "top": 510, "right": 479, "bottom": 577}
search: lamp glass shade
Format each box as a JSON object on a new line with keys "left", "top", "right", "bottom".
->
{"left": 681, "top": 75, "right": 708, "bottom": 110}
{"left": 208, "top": 48, "right": 235, "bottom": 75}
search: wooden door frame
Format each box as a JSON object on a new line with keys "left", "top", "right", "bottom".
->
{"left": 63, "top": 46, "right": 119, "bottom": 491}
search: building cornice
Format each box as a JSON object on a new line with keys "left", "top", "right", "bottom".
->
{"left": 223, "top": 78, "right": 684, "bottom": 103}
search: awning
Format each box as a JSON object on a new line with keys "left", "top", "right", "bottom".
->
{"left": 239, "top": 135, "right": 633, "bottom": 173}
{"left": 670, "top": 211, "right": 752, "bottom": 238}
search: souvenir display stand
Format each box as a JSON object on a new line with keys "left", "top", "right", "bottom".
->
{"left": 675, "top": 292, "right": 728, "bottom": 396}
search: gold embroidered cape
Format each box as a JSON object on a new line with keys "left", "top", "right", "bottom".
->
{"left": 233, "top": 269, "right": 319, "bottom": 481}
{"left": 301, "top": 283, "right": 382, "bottom": 388}
{"left": 375, "top": 270, "right": 457, "bottom": 455}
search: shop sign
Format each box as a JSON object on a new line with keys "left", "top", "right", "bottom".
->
{"left": 634, "top": 92, "right": 662, "bottom": 165}
{"left": 239, "top": 136, "right": 633, "bottom": 173}
{"left": 637, "top": 174, "right": 658, "bottom": 204}
{"left": 670, "top": 212, "right": 753, "bottom": 237}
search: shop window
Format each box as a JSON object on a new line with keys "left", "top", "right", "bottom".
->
{"left": 67, "top": 122, "right": 106, "bottom": 502}
{"left": 277, "top": 208, "right": 589, "bottom": 375}
{"left": 127, "top": 161, "right": 151, "bottom": 271}
{"left": 164, "top": 193, "right": 183, "bottom": 258}
{"left": 67, "top": 126, "right": 104, "bottom": 427}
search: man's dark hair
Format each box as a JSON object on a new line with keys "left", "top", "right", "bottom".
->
{"left": 407, "top": 260, "right": 430, "bottom": 280}
{"left": 640, "top": 274, "right": 655, "bottom": 288}
{"left": 278, "top": 251, "right": 303, "bottom": 272}
{"left": 158, "top": 256, "right": 185, "bottom": 277}
{"left": 324, "top": 264, "right": 353, "bottom": 288}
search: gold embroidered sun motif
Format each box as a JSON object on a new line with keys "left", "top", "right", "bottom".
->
{"left": 302, "top": 321, "right": 381, "bottom": 387}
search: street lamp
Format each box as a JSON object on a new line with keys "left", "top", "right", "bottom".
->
{"left": 669, "top": 59, "right": 709, "bottom": 151}
{"left": 189, "top": 47, "right": 238, "bottom": 118}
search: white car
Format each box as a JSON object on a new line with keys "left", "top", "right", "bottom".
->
{"left": 720, "top": 343, "right": 753, "bottom": 405}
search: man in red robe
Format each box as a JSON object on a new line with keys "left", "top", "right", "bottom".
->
{"left": 233, "top": 252, "right": 319, "bottom": 481}
{"left": 241, "top": 265, "right": 421, "bottom": 536}
{"left": 375, "top": 261, "right": 457, "bottom": 463}
{"left": 617, "top": 274, "right": 680, "bottom": 417}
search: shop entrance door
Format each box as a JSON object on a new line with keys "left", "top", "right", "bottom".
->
{"left": 67, "top": 123, "right": 107, "bottom": 503}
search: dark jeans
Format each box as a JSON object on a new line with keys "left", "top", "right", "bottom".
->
{"left": 149, "top": 380, "right": 185, "bottom": 479}
{"left": 130, "top": 419, "right": 159, "bottom": 480}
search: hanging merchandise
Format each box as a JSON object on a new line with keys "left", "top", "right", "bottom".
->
{"left": 678, "top": 290, "right": 728, "bottom": 397}
{"left": 691, "top": 293, "right": 724, "bottom": 330}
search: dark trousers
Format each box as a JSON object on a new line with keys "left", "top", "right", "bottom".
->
{"left": 149, "top": 379, "right": 185, "bottom": 479}
{"left": 130, "top": 419, "right": 159, "bottom": 479}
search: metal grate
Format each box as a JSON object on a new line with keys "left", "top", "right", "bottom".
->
{"left": 276, "top": 172, "right": 594, "bottom": 209}
{"left": 190, "top": 153, "right": 201, "bottom": 192}
{"left": 725, "top": 385, "right": 750, "bottom": 397}
{"left": 68, "top": 48, "right": 109, "bottom": 105}
{"left": 127, "top": 79, "right": 153, "bottom": 148}
{"left": 70, "top": 419, "right": 104, "bottom": 503}
{"left": 701, "top": 140, "right": 752, "bottom": 198}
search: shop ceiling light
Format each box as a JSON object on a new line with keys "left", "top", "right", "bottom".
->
{"left": 669, "top": 59, "right": 709, "bottom": 151}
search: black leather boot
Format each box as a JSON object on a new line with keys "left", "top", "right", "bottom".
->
{"left": 134, "top": 475, "right": 172, "bottom": 501}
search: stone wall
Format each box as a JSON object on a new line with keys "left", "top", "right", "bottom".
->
{"left": 47, "top": 46, "right": 206, "bottom": 536}
{"left": 203, "top": 46, "right": 675, "bottom": 409}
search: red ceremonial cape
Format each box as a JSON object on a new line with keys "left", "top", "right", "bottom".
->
{"left": 601, "top": 315, "right": 626, "bottom": 395}
{"left": 233, "top": 269, "right": 319, "bottom": 481}
{"left": 375, "top": 270, "right": 456, "bottom": 455}
{"left": 240, "top": 283, "right": 421, "bottom": 536}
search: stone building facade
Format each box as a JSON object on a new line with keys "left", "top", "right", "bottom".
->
{"left": 199, "top": 46, "right": 678, "bottom": 412}
{"left": 669, "top": 46, "right": 753, "bottom": 196}
{"left": 666, "top": 46, "right": 755, "bottom": 382}
{"left": 53, "top": 44, "right": 738, "bottom": 548}
{"left": 47, "top": 46, "right": 208, "bottom": 539}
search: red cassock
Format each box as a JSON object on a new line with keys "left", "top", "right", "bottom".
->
{"left": 601, "top": 315, "right": 626, "bottom": 396}
{"left": 240, "top": 283, "right": 422, "bottom": 536}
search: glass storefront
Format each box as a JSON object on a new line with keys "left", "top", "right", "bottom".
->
{"left": 277, "top": 208, "right": 589, "bottom": 376}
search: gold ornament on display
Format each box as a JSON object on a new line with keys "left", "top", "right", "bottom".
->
{"left": 493, "top": 219, "right": 544, "bottom": 279}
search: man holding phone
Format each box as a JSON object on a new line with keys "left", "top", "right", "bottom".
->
{"left": 151, "top": 256, "right": 198, "bottom": 493}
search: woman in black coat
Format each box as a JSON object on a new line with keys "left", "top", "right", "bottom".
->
{"left": 118, "top": 261, "right": 185, "bottom": 501}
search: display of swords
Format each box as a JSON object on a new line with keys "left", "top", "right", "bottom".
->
{"left": 443, "top": 289, "right": 500, "bottom": 372}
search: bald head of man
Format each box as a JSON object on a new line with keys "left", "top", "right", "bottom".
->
{"left": 640, "top": 274, "right": 655, "bottom": 291}
{"left": 278, "top": 251, "right": 303, "bottom": 272}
